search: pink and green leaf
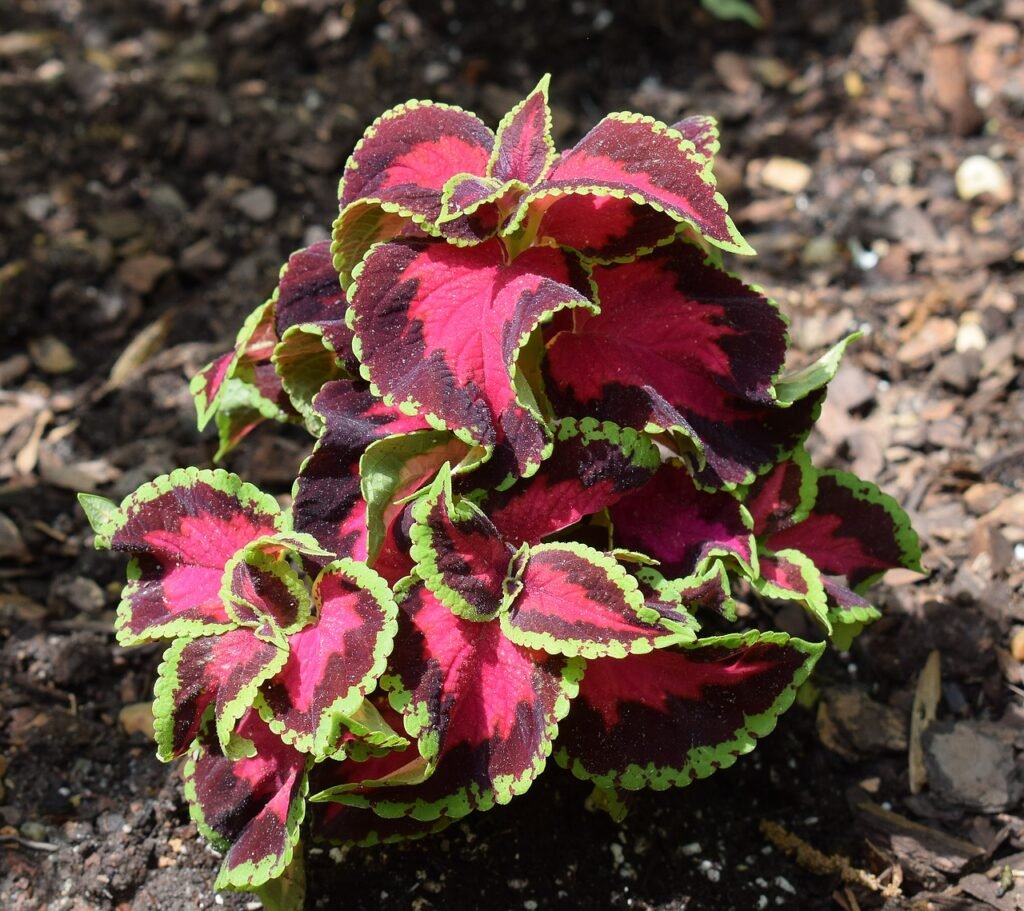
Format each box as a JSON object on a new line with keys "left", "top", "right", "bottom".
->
{"left": 521, "top": 111, "right": 751, "bottom": 255}
{"left": 409, "top": 465, "right": 513, "bottom": 622}
{"left": 434, "top": 173, "right": 523, "bottom": 243}
{"left": 339, "top": 101, "right": 494, "bottom": 222}
{"left": 273, "top": 241, "right": 350, "bottom": 339}
{"left": 752, "top": 549, "right": 830, "bottom": 631}
{"left": 631, "top": 566, "right": 705, "bottom": 639}
{"left": 258, "top": 558, "right": 398, "bottom": 758}
{"left": 347, "top": 581, "right": 583, "bottom": 821}
{"left": 822, "top": 578, "right": 882, "bottom": 649}
{"left": 670, "top": 114, "right": 720, "bottom": 162}
{"left": 271, "top": 240, "right": 360, "bottom": 425}
{"left": 331, "top": 204, "right": 426, "bottom": 289}
{"left": 184, "top": 709, "right": 307, "bottom": 891}
{"left": 221, "top": 545, "right": 313, "bottom": 638}
{"left": 308, "top": 725, "right": 428, "bottom": 802}
{"left": 467, "top": 417, "right": 661, "bottom": 547}
{"left": 743, "top": 448, "right": 816, "bottom": 536}
{"left": 311, "top": 800, "right": 452, "bottom": 848}
{"left": 500, "top": 542, "right": 661, "bottom": 659}
{"left": 211, "top": 366, "right": 296, "bottom": 461}
{"left": 545, "top": 241, "right": 812, "bottom": 485}
{"left": 334, "top": 100, "right": 495, "bottom": 254}
{"left": 555, "top": 631, "right": 824, "bottom": 791}
{"left": 488, "top": 75, "right": 555, "bottom": 186}
{"left": 153, "top": 630, "right": 286, "bottom": 761}
{"left": 660, "top": 561, "right": 737, "bottom": 620}
{"left": 764, "top": 471, "right": 923, "bottom": 588}
{"left": 190, "top": 300, "right": 278, "bottom": 431}
{"left": 609, "top": 461, "right": 755, "bottom": 580}
{"left": 108, "top": 468, "right": 283, "bottom": 645}
{"left": 348, "top": 238, "right": 596, "bottom": 476}
{"left": 530, "top": 192, "right": 682, "bottom": 262}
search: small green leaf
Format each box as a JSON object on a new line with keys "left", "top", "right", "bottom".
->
{"left": 699, "top": 0, "right": 762, "bottom": 27}
{"left": 78, "top": 493, "right": 118, "bottom": 548}
{"left": 774, "top": 333, "right": 861, "bottom": 405}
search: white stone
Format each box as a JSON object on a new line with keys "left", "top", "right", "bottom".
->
{"left": 955, "top": 155, "right": 1012, "bottom": 202}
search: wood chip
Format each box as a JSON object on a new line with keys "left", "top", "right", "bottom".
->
{"left": 850, "top": 790, "right": 986, "bottom": 876}
{"left": 14, "top": 407, "right": 52, "bottom": 476}
{"left": 104, "top": 311, "right": 175, "bottom": 392}
{"left": 909, "top": 650, "right": 941, "bottom": 794}
{"left": 116, "top": 253, "right": 174, "bottom": 294}
{"left": 0, "top": 512, "right": 29, "bottom": 561}
{"left": 118, "top": 702, "right": 155, "bottom": 740}
{"left": 28, "top": 336, "right": 76, "bottom": 374}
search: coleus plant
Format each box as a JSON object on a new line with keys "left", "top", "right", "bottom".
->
{"left": 80, "top": 76, "right": 921, "bottom": 909}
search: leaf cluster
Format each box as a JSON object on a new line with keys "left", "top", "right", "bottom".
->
{"left": 81, "top": 78, "right": 921, "bottom": 909}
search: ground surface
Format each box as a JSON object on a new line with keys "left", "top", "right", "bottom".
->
{"left": 2, "top": 0, "right": 1023, "bottom": 908}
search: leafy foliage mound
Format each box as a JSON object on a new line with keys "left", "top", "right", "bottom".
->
{"left": 81, "top": 77, "right": 920, "bottom": 908}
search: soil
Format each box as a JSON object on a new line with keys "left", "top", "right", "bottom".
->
{"left": 2, "top": 0, "right": 1024, "bottom": 909}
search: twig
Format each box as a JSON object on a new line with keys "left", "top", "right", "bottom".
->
{"left": 0, "top": 834, "right": 59, "bottom": 853}
{"left": 760, "top": 819, "right": 902, "bottom": 899}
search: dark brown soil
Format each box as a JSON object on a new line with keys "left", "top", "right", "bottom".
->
{"left": 2, "top": 1, "right": 1023, "bottom": 909}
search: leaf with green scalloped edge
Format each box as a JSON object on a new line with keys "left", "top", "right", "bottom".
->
{"left": 348, "top": 237, "right": 596, "bottom": 478}
{"left": 190, "top": 300, "right": 278, "bottom": 432}
{"left": 822, "top": 578, "right": 881, "bottom": 649}
{"left": 311, "top": 800, "right": 453, "bottom": 848}
{"left": 408, "top": 464, "right": 514, "bottom": 622}
{"left": 273, "top": 326, "right": 354, "bottom": 431}
{"left": 751, "top": 548, "right": 831, "bottom": 632}
{"left": 332, "top": 100, "right": 495, "bottom": 270}
{"left": 489, "top": 74, "right": 555, "bottom": 187}
{"left": 221, "top": 545, "right": 313, "bottom": 640}
{"left": 270, "top": 239, "right": 360, "bottom": 426}
{"left": 257, "top": 558, "right": 398, "bottom": 758}
{"left": 545, "top": 240, "right": 818, "bottom": 487}
{"left": 107, "top": 468, "right": 283, "bottom": 646}
{"left": 211, "top": 367, "right": 296, "bottom": 461}
{"left": 500, "top": 542, "right": 663, "bottom": 659}
{"left": 334, "top": 580, "right": 582, "bottom": 822}
{"left": 153, "top": 630, "right": 286, "bottom": 761}
{"left": 670, "top": 115, "right": 720, "bottom": 162}
{"left": 610, "top": 460, "right": 756, "bottom": 580}
{"left": 555, "top": 631, "right": 824, "bottom": 791}
{"left": 291, "top": 379, "right": 429, "bottom": 562}
{"left": 630, "top": 566, "right": 705, "bottom": 638}
{"left": 184, "top": 709, "right": 308, "bottom": 892}
{"left": 462, "top": 417, "right": 661, "bottom": 547}
{"left": 765, "top": 470, "right": 923, "bottom": 589}
{"left": 251, "top": 850, "right": 306, "bottom": 911}
{"left": 513, "top": 110, "right": 751, "bottom": 257}
{"left": 528, "top": 192, "right": 685, "bottom": 263}
{"left": 743, "top": 447, "right": 817, "bottom": 536}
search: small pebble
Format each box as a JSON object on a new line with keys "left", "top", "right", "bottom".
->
{"left": 955, "top": 155, "right": 1012, "bottom": 203}
{"left": 233, "top": 185, "right": 277, "bottom": 222}
{"left": 20, "top": 821, "right": 48, "bottom": 841}
{"left": 759, "top": 156, "right": 813, "bottom": 194}
{"left": 1007, "top": 629, "right": 1024, "bottom": 662}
